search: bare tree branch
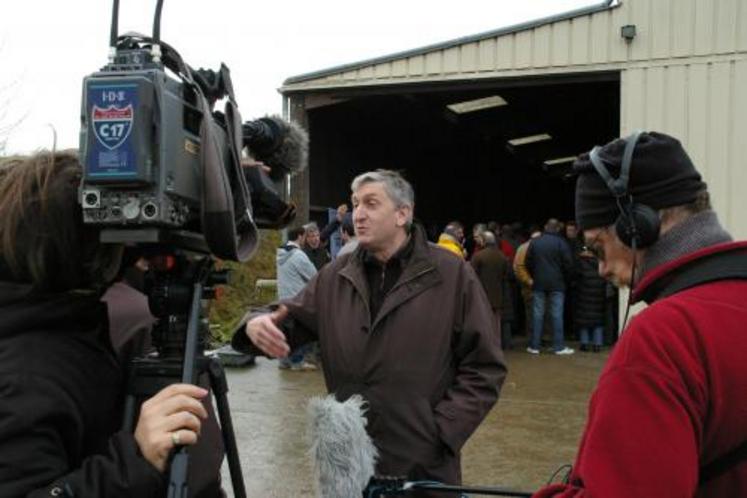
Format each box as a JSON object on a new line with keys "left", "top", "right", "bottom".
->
{"left": 0, "top": 39, "right": 28, "bottom": 155}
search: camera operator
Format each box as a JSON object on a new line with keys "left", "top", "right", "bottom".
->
{"left": 0, "top": 150, "right": 208, "bottom": 497}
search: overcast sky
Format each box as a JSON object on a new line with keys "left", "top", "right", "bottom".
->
{"left": 1, "top": 0, "right": 596, "bottom": 153}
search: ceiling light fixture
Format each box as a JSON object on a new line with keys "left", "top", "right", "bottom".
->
{"left": 543, "top": 156, "right": 577, "bottom": 166}
{"left": 447, "top": 95, "right": 508, "bottom": 114}
{"left": 508, "top": 133, "right": 552, "bottom": 146}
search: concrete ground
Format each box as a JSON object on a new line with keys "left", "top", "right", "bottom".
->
{"left": 219, "top": 347, "right": 609, "bottom": 497}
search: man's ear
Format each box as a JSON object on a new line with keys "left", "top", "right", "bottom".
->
{"left": 396, "top": 205, "right": 412, "bottom": 227}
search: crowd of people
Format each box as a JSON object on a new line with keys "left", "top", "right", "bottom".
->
{"left": 2, "top": 131, "right": 746, "bottom": 497}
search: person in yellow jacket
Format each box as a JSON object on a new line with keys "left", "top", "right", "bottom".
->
{"left": 437, "top": 222, "right": 466, "bottom": 258}
{"left": 513, "top": 225, "right": 542, "bottom": 336}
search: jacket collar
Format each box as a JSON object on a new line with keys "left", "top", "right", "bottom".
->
{"left": 639, "top": 210, "right": 732, "bottom": 279}
{"left": 339, "top": 224, "right": 441, "bottom": 328}
{"left": 0, "top": 281, "right": 107, "bottom": 337}
{"left": 633, "top": 241, "right": 747, "bottom": 304}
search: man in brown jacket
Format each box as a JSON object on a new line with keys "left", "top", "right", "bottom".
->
{"left": 471, "top": 231, "right": 513, "bottom": 349}
{"left": 233, "top": 169, "right": 506, "bottom": 491}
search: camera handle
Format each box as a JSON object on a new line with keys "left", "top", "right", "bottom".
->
{"left": 122, "top": 257, "right": 247, "bottom": 498}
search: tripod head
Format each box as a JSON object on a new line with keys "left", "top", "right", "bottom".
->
{"left": 143, "top": 250, "right": 229, "bottom": 359}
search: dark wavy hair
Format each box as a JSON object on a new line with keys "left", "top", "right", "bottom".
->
{"left": 0, "top": 150, "right": 122, "bottom": 293}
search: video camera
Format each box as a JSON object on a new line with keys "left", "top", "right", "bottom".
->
{"left": 77, "top": 3, "right": 308, "bottom": 496}
{"left": 78, "top": 0, "right": 307, "bottom": 263}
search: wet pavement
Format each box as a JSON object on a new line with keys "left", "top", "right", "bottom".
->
{"left": 220, "top": 346, "right": 610, "bottom": 497}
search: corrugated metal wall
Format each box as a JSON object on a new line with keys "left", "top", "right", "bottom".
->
{"left": 618, "top": 0, "right": 747, "bottom": 239}
{"left": 622, "top": 59, "right": 747, "bottom": 239}
{"left": 288, "top": 0, "right": 747, "bottom": 88}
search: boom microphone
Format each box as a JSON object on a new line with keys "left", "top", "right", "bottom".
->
{"left": 240, "top": 115, "right": 308, "bottom": 228}
{"left": 307, "top": 394, "right": 378, "bottom": 498}
{"left": 243, "top": 116, "right": 309, "bottom": 181}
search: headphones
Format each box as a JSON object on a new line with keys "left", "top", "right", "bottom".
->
{"left": 588, "top": 131, "right": 661, "bottom": 249}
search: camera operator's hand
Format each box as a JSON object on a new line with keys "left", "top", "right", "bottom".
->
{"left": 134, "top": 384, "right": 209, "bottom": 472}
{"left": 246, "top": 305, "right": 291, "bottom": 358}
{"left": 241, "top": 158, "right": 271, "bottom": 174}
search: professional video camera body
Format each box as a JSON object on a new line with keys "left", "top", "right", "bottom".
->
{"left": 77, "top": 2, "right": 308, "bottom": 497}
{"left": 79, "top": 2, "right": 306, "bottom": 262}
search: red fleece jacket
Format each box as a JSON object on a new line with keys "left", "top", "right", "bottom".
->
{"left": 533, "top": 242, "right": 747, "bottom": 497}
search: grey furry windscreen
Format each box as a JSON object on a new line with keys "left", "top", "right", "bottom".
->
{"left": 307, "top": 394, "right": 378, "bottom": 498}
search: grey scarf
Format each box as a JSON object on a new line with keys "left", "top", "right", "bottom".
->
{"left": 639, "top": 210, "right": 732, "bottom": 280}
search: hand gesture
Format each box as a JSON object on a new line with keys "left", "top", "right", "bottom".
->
{"left": 246, "top": 305, "right": 291, "bottom": 358}
{"left": 336, "top": 204, "right": 349, "bottom": 222}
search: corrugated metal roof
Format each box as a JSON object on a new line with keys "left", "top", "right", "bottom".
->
{"left": 283, "top": 0, "right": 617, "bottom": 85}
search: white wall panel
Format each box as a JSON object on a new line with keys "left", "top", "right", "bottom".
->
{"left": 590, "top": 8, "right": 610, "bottom": 63}
{"left": 533, "top": 24, "right": 552, "bottom": 67}
{"left": 651, "top": 0, "right": 672, "bottom": 59}
{"left": 630, "top": 0, "right": 653, "bottom": 61}
{"left": 694, "top": 0, "right": 715, "bottom": 56}
{"left": 622, "top": 58, "right": 747, "bottom": 237}
{"left": 663, "top": 65, "right": 688, "bottom": 140}
{"left": 478, "top": 38, "right": 497, "bottom": 71}
{"left": 461, "top": 43, "right": 479, "bottom": 73}
{"left": 715, "top": 0, "right": 738, "bottom": 55}
{"left": 570, "top": 16, "right": 590, "bottom": 65}
{"left": 551, "top": 20, "right": 571, "bottom": 67}
{"left": 672, "top": 0, "right": 695, "bottom": 58}
{"left": 496, "top": 35, "right": 514, "bottom": 70}
{"left": 706, "top": 62, "right": 732, "bottom": 224}
{"left": 729, "top": 59, "right": 747, "bottom": 239}
{"left": 444, "top": 47, "right": 460, "bottom": 74}
{"left": 515, "top": 29, "right": 534, "bottom": 68}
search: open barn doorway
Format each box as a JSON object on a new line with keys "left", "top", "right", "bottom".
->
{"left": 303, "top": 72, "right": 620, "bottom": 238}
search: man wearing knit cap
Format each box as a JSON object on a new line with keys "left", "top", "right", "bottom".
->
{"left": 533, "top": 131, "right": 747, "bottom": 497}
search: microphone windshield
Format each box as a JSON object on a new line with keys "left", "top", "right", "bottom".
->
{"left": 307, "top": 394, "right": 378, "bottom": 498}
{"left": 243, "top": 116, "right": 309, "bottom": 181}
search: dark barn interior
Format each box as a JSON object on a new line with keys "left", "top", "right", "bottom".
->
{"left": 303, "top": 73, "right": 620, "bottom": 234}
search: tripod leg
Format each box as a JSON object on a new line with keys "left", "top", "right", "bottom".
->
{"left": 208, "top": 358, "right": 247, "bottom": 498}
{"left": 122, "top": 393, "right": 138, "bottom": 433}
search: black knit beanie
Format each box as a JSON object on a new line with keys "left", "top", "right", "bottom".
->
{"left": 574, "top": 131, "right": 707, "bottom": 230}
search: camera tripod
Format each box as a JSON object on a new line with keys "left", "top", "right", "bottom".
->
{"left": 121, "top": 252, "right": 246, "bottom": 498}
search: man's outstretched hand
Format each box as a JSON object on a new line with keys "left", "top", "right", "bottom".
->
{"left": 245, "top": 305, "right": 291, "bottom": 358}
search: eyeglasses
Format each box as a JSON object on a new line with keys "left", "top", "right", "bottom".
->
{"left": 582, "top": 228, "right": 608, "bottom": 261}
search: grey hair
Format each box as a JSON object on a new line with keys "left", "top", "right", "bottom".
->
{"left": 659, "top": 189, "right": 712, "bottom": 225}
{"left": 482, "top": 231, "right": 497, "bottom": 246}
{"left": 443, "top": 224, "right": 461, "bottom": 238}
{"left": 351, "top": 170, "right": 415, "bottom": 225}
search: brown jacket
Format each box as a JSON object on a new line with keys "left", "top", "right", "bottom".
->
{"left": 470, "top": 246, "right": 510, "bottom": 313}
{"left": 234, "top": 225, "right": 506, "bottom": 485}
